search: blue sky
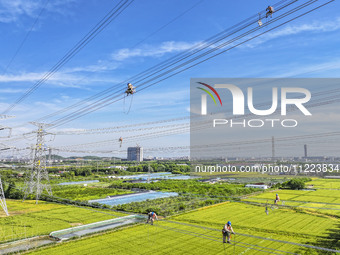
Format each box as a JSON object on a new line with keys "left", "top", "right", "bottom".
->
{"left": 1, "top": 0, "right": 340, "bottom": 158}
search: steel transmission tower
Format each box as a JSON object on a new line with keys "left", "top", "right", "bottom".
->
{"left": 23, "top": 122, "right": 53, "bottom": 204}
{"left": 0, "top": 114, "right": 14, "bottom": 215}
{"left": 0, "top": 176, "right": 9, "bottom": 216}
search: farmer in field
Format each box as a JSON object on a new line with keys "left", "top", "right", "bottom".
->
{"left": 274, "top": 193, "right": 280, "bottom": 205}
{"left": 222, "top": 221, "right": 235, "bottom": 244}
{"left": 146, "top": 211, "right": 158, "bottom": 225}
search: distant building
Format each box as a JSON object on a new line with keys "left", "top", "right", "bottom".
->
{"left": 245, "top": 184, "right": 268, "bottom": 189}
{"left": 108, "top": 165, "right": 127, "bottom": 170}
{"left": 127, "top": 147, "right": 143, "bottom": 162}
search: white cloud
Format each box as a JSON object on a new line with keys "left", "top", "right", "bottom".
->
{"left": 276, "top": 59, "right": 340, "bottom": 77}
{"left": 111, "top": 41, "right": 201, "bottom": 61}
{"left": 0, "top": 72, "right": 49, "bottom": 82}
{"left": 0, "top": 0, "right": 40, "bottom": 23}
{"left": 0, "top": 71, "right": 84, "bottom": 87}
{"left": 0, "top": 70, "right": 122, "bottom": 89}
{"left": 243, "top": 17, "right": 340, "bottom": 48}
{"left": 267, "top": 17, "right": 340, "bottom": 38}
{"left": 0, "top": 88, "right": 25, "bottom": 93}
{"left": 64, "top": 60, "right": 120, "bottom": 73}
{"left": 0, "top": 0, "right": 75, "bottom": 23}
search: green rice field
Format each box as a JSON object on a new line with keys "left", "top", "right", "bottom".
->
{"left": 0, "top": 200, "right": 126, "bottom": 243}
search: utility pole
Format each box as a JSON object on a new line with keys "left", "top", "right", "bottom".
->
{"left": 0, "top": 176, "right": 9, "bottom": 216}
{"left": 23, "top": 122, "right": 53, "bottom": 204}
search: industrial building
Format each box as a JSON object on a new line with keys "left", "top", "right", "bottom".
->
{"left": 127, "top": 147, "right": 143, "bottom": 162}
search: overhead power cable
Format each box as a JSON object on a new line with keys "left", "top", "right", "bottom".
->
{"left": 25, "top": 0, "right": 297, "bottom": 127}
{"left": 45, "top": 0, "right": 334, "bottom": 128}
{"left": 2, "top": 0, "right": 134, "bottom": 115}
{"left": 2, "top": 0, "right": 50, "bottom": 75}
{"left": 30, "top": 0, "right": 204, "bottom": 124}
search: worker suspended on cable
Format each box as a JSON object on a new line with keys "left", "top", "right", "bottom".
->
{"left": 125, "top": 83, "right": 135, "bottom": 95}
{"left": 274, "top": 193, "right": 280, "bottom": 205}
{"left": 222, "top": 221, "right": 235, "bottom": 244}
{"left": 146, "top": 211, "right": 158, "bottom": 225}
{"left": 119, "top": 137, "right": 123, "bottom": 147}
{"left": 266, "top": 6, "right": 274, "bottom": 18}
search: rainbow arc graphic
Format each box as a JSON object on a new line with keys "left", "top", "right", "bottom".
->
{"left": 196, "top": 82, "right": 222, "bottom": 106}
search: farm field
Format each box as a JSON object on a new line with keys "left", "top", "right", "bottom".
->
{"left": 306, "top": 178, "right": 340, "bottom": 189}
{"left": 0, "top": 199, "right": 126, "bottom": 243}
{"left": 173, "top": 202, "right": 337, "bottom": 239}
{"left": 26, "top": 200, "right": 339, "bottom": 254}
{"left": 243, "top": 181, "right": 340, "bottom": 216}
{"left": 26, "top": 222, "right": 314, "bottom": 255}
{"left": 245, "top": 189, "right": 340, "bottom": 204}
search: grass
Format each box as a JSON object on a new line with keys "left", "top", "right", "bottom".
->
{"left": 8, "top": 178, "right": 340, "bottom": 254}
{"left": 173, "top": 202, "right": 337, "bottom": 240}
{"left": 51, "top": 184, "right": 132, "bottom": 201}
{"left": 25, "top": 201, "right": 339, "bottom": 254}
{"left": 0, "top": 199, "right": 126, "bottom": 243}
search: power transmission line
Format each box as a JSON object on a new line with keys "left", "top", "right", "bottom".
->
{"left": 1, "top": 0, "right": 50, "bottom": 75}
{"left": 45, "top": 0, "right": 333, "bottom": 128}
{"left": 9, "top": 0, "right": 333, "bottom": 132}
{"left": 16, "top": 0, "right": 295, "bottom": 128}
{"left": 2, "top": 0, "right": 134, "bottom": 115}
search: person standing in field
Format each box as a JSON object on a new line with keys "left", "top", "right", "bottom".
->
{"left": 222, "top": 221, "right": 235, "bottom": 244}
{"left": 146, "top": 211, "right": 158, "bottom": 225}
{"left": 274, "top": 193, "right": 280, "bottom": 205}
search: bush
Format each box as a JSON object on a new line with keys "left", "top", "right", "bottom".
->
{"left": 284, "top": 178, "right": 306, "bottom": 190}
